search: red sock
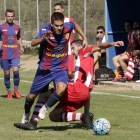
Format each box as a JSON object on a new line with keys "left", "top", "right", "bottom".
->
{"left": 61, "top": 112, "right": 83, "bottom": 122}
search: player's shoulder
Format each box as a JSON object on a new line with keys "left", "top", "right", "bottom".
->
{"left": 79, "top": 46, "right": 93, "bottom": 56}
{"left": 40, "top": 24, "right": 51, "bottom": 31}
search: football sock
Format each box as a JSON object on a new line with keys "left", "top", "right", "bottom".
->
{"left": 31, "top": 102, "right": 45, "bottom": 123}
{"left": 45, "top": 91, "right": 62, "bottom": 108}
{"left": 4, "top": 74, "right": 11, "bottom": 91}
{"left": 61, "top": 112, "right": 83, "bottom": 122}
{"left": 13, "top": 71, "right": 20, "bottom": 88}
{"left": 24, "top": 96, "right": 34, "bottom": 114}
{"left": 125, "top": 58, "right": 136, "bottom": 80}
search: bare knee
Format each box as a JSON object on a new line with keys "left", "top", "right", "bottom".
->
{"left": 56, "top": 82, "right": 67, "bottom": 96}
{"left": 112, "top": 56, "right": 119, "bottom": 63}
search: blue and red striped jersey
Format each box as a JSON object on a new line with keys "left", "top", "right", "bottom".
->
{"left": 37, "top": 22, "right": 75, "bottom": 71}
{"left": 0, "top": 22, "right": 21, "bottom": 60}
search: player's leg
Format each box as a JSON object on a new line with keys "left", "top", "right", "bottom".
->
{"left": 49, "top": 83, "right": 93, "bottom": 129}
{"left": 1, "top": 59, "right": 12, "bottom": 98}
{"left": 11, "top": 57, "right": 22, "bottom": 98}
{"left": 119, "top": 58, "right": 137, "bottom": 82}
{"left": 20, "top": 70, "right": 51, "bottom": 123}
{"left": 112, "top": 54, "right": 124, "bottom": 81}
{"left": 118, "top": 54, "right": 129, "bottom": 76}
{"left": 39, "top": 70, "right": 68, "bottom": 119}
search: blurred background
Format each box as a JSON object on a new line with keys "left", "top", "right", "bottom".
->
{"left": 0, "top": 0, "right": 105, "bottom": 45}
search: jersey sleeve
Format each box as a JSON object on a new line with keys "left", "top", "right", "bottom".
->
{"left": 17, "top": 26, "right": 21, "bottom": 39}
{"left": 70, "top": 18, "right": 76, "bottom": 33}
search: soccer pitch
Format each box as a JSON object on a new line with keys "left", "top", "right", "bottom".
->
{"left": 0, "top": 69, "right": 140, "bottom": 140}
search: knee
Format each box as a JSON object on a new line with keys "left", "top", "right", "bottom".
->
{"left": 49, "top": 112, "right": 55, "bottom": 122}
{"left": 56, "top": 83, "right": 67, "bottom": 96}
{"left": 27, "top": 94, "right": 37, "bottom": 101}
{"left": 112, "top": 56, "right": 118, "bottom": 63}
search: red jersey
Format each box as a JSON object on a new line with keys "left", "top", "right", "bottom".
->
{"left": 71, "top": 46, "right": 94, "bottom": 90}
{"left": 127, "top": 32, "right": 138, "bottom": 48}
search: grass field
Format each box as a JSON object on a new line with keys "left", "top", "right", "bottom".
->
{"left": 0, "top": 68, "right": 140, "bottom": 140}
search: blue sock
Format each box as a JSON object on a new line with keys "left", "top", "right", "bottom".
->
{"left": 4, "top": 74, "right": 11, "bottom": 91}
{"left": 13, "top": 71, "right": 20, "bottom": 89}
{"left": 45, "top": 91, "right": 62, "bottom": 108}
{"left": 24, "top": 96, "right": 34, "bottom": 114}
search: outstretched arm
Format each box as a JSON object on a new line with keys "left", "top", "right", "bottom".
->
{"left": 91, "top": 41, "right": 124, "bottom": 53}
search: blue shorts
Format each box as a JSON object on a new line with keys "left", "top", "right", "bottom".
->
{"left": 30, "top": 69, "right": 68, "bottom": 94}
{"left": 1, "top": 58, "right": 20, "bottom": 70}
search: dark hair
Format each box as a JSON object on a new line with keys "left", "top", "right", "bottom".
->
{"left": 5, "top": 9, "right": 15, "bottom": 16}
{"left": 125, "top": 19, "right": 133, "bottom": 26}
{"left": 71, "top": 39, "right": 83, "bottom": 47}
{"left": 51, "top": 12, "right": 64, "bottom": 23}
{"left": 97, "top": 26, "right": 105, "bottom": 32}
{"left": 133, "top": 27, "right": 140, "bottom": 31}
{"left": 54, "top": 3, "right": 63, "bottom": 8}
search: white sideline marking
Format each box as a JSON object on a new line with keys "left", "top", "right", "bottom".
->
{"left": 90, "top": 91, "right": 140, "bottom": 99}
{"left": 0, "top": 78, "right": 53, "bottom": 87}
{"left": 0, "top": 77, "right": 140, "bottom": 99}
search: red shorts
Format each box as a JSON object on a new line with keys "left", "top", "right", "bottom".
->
{"left": 56, "top": 82, "right": 90, "bottom": 112}
{"left": 119, "top": 53, "right": 130, "bottom": 59}
{"left": 68, "top": 54, "right": 75, "bottom": 72}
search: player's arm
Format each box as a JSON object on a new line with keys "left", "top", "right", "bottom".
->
{"left": 73, "top": 21, "right": 88, "bottom": 50}
{"left": 18, "top": 38, "right": 24, "bottom": 53}
{"left": 31, "top": 32, "right": 51, "bottom": 46}
{"left": 91, "top": 41, "right": 124, "bottom": 53}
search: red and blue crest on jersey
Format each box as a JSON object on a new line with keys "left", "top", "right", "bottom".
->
{"left": 36, "top": 22, "right": 75, "bottom": 71}
{"left": 0, "top": 22, "right": 21, "bottom": 60}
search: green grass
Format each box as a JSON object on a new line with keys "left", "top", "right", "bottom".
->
{"left": 0, "top": 69, "right": 140, "bottom": 140}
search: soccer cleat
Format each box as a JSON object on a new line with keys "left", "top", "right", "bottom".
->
{"left": 14, "top": 89, "right": 22, "bottom": 98}
{"left": 119, "top": 77, "right": 131, "bottom": 83}
{"left": 81, "top": 113, "right": 94, "bottom": 130}
{"left": 21, "top": 111, "right": 31, "bottom": 123}
{"left": 112, "top": 77, "right": 122, "bottom": 82}
{"left": 14, "top": 121, "right": 37, "bottom": 130}
{"left": 7, "top": 91, "right": 12, "bottom": 99}
{"left": 38, "top": 105, "right": 48, "bottom": 120}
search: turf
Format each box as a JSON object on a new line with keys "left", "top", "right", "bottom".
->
{"left": 0, "top": 69, "right": 140, "bottom": 140}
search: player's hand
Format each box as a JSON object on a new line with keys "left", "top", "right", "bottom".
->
{"left": 113, "top": 41, "right": 124, "bottom": 47}
{"left": 20, "top": 46, "right": 24, "bottom": 53}
{"left": 43, "top": 31, "right": 51, "bottom": 41}
{"left": 83, "top": 38, "right": 88, "bottom": 51}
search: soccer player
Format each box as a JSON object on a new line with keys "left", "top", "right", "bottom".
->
{"left": 14, "top": 12, "right": 88, "bottom": 126}
{"left": 14, "top": 40, "right": 123, "bottom": 130}
{"left": 112, "top": 20, "right": 139, "bottom": 82}
{"left": 54, "top": 3, "right": 82, "bottom": 78}
{"left": 0, "top": 9, "right": 24, "bottom": 99}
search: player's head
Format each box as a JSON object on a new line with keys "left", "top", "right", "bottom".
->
{"left": 125, "top": 19, "right": 133, "bottom": 33}
{"left": 54, "top": 3, "right": 64, "bottom": 13}
{"left": 51, "top": 12, "right": 64, "bottom": 34}
{"left": 71, "top": 39, "right": 83, "bottom": 58}
{"left": 134, "top": 27, "right": 140, "bottom": 43}
{"left": 96, "top": 26, "right": 105, "bottom": 39}
{"left": 5, "top": 9, "right": 15, "bottom": 25}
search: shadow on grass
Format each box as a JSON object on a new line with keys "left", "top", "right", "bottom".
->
{"left": 0, "top": 94, "right": 23, "bottom": 99}
{"left": 38, "top": 123, "right": 86, "bottom": 131}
